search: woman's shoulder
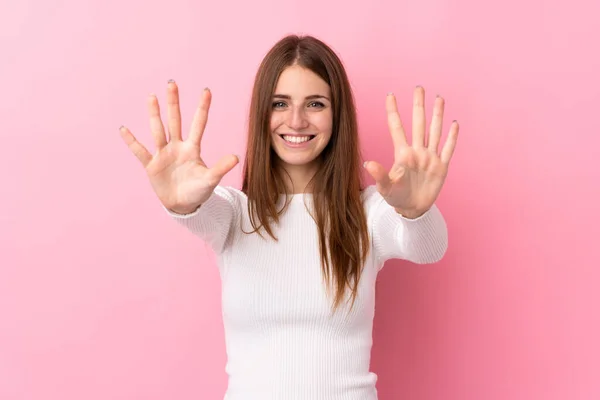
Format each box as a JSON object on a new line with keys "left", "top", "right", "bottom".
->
{"left": 360, "top": 185, "right": 387, "bottom": 214}
{"left": 209, "top": 186, "right": 248, "bottom": 209}
{"left": 360, "top": 185, "right": 382, "bottom": 202}
{"left": 214, "top": 185, "right": 247, "bottom": 199}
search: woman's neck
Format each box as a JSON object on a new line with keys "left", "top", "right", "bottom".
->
{"left": 278, "top": 161, "right": 319, "bottom": 194}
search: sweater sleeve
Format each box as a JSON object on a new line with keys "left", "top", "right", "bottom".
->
{"left": 163, "top": 186, "right": 240, "bottom": 254}
{"left": 365, "top": 186, "right": 448, "bottom": 268}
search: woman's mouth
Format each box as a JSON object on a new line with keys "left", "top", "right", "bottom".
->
{"left": 279, "top": 134, "right": 316, "bottom": 147}
{"left": 279, "top": 134, "right": 315, "bottom": 144}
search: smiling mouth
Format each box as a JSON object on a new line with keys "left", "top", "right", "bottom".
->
{"left": 279, "top": 134, "right": 316, "bottom": 144}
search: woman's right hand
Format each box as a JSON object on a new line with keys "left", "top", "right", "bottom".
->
{"left": 120, "top": 80, "right": 239, "bottom": 215}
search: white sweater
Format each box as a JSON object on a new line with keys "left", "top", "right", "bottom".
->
{"left": 166, "top": 185, "right": 448, "bottom": 400}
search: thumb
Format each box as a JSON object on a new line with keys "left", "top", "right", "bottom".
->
{"left": 210, "top": 154, "right": 239, "bottom": 182}
{"left": 363, "top": 160, "right": 391, "bottom": 193}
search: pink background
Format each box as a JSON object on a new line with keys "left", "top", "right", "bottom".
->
{"left": 1, "top": 0, "right": 599, "bottom": 399}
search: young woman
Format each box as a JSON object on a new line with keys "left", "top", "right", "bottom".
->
{"left": 120, "top": 34, "right": 459, "bottom": 400}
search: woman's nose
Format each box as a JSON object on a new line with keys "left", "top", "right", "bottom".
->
{"left": 287, "top": 106, "right": 310, "bottom": 131}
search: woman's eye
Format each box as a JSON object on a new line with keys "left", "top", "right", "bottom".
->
{"left": 272, "top": 100, "right": 326, "bottom": 109}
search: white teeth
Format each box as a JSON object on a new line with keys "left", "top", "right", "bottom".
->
{"left": 282, "top": 135, "right": 311, "bottom": 143}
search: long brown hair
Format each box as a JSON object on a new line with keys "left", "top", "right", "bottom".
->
{"left": 241, "top": 34, "right": 370, "bottom": 312}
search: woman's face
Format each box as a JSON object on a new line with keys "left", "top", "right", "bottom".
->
{"left": 269, "top": 65, "right": 333, "bottom": 169}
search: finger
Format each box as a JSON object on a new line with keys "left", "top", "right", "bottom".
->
{"left": 119, "top": 126, "right": 152, "bottom": 167}
{"left": 148, "top": 93, "right": 167, "bottom": 149}
{"left": 412, "top": 86, "right": 426, "bottom": 148}
{"left": 188, "top": 88, "right": 212, "bottom": 147}
{"left": 363, "top": 160, "right": 392, "bottom": 194}
{"left": 385, "top": 93, "right": 408, "bottom": 157}
{"left": 167, "top": 79, "right": 182, "bottom": 141}
{"left": 428, "top": 95, "right": 445, "bottom": 153}
{"left": 440, "top": 120, "right": 459, "bottom": 164}
{"left": 208, "top": 154, "right": 240, "bottom": 183}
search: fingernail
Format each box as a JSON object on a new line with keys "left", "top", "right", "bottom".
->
{"left": 387, "top": 92, "right": 394, "bottom": 96}
{"left": 363, "top": 161, "right": 369, "bottom": 168}
{"left": 168, "top": 79, "right": 175, "bottom": 83}
{"left": 204, "top": 87, "right": 210, "bottom": 92}
{"left": 119, "top": 125, "right": 125, "bottom": 130}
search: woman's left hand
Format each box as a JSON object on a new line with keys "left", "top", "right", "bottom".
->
{"left": 364, "top": 86, "right": 459, "bottom": 219}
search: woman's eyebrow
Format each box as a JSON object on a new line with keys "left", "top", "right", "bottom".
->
{"left": 273, "top": 94, "right": 331, "bottom": 101}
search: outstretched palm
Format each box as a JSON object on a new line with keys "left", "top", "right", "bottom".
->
{"left": 120, "top": 81, "right": 238, "bottom": 214}
{"left": 365, "top": 86, "right": 459, "bottom": 219}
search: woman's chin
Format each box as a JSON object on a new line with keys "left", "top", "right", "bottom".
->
{"left": 277, "top": 156, "right": 317, "bottom": 167}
